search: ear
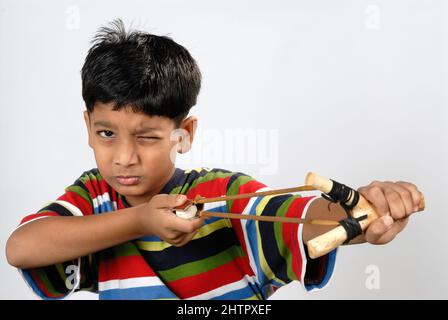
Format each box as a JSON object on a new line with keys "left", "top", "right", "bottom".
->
{"left": 83, "top": 111, "right": 93, "bottom": 148}
{"left": 177, "top": 116, "right": 198, "bottom": 154}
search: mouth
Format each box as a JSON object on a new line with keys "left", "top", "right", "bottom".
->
{"left": 115, "top": 176, "right": 141, "bottom": 186}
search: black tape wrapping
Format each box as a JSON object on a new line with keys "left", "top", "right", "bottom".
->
{"left": 321, "top": 179, "right": 367, "bottom": 243}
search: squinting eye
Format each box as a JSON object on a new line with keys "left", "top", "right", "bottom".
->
{"left": 138, "top": 136, "right": 161, "bottom": 140}
{"left": 97, "top": 130, "right": 115, "bottom": 138}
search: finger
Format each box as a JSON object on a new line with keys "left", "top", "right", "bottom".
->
{"left": 172, "top": 230, "right": 198, "bottom": 247}
{"left": 396, "top": 181, "right": 423, "bottom": 210}
{"left": 161, "top": 227, "right": 184, "bottom": 241}
{"left": 383, "top": 187, "right": 407, "bottom": 220}
{"left": 364, "top": 215, "right": 394, "bottom": 244}
{"left": 367, "top": 218, "right": 408, "bottom": 245}
{"left": 359, "top": 184, "right": 389, "bottom": 216}
{"left": 383, "top": 182, "right": 415, "bottom": 217}
{"left": 153, "top": 194, "right": 188, "bottom": 209}
{"left": 169, "top": 215, "right": 204, "bottom": 234}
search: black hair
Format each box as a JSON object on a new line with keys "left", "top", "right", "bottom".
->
{"left": 81, "top": 19, "right": 201, "bottom": 126}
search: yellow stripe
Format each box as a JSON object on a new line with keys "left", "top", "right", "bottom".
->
{"left": 183, "top": 167, "right": 210, "bottom": 174}
{"left": 135, "top": 218, "right": 231, "bottom": 252}
{"left": 254, "top": 196, "right": 286, "bottom": 286}
{"left": 193, "top": 218, "right": 232, "bottom": 239}
{"left": 135, "top": 240, "right": 171, "bottom": 252}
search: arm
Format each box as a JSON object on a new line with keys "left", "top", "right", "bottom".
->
{"left": 6, "top": 204, "right": 144, "bottom": 269}
{"left": 6, "top": 194, "right": 203, "bottom": 269}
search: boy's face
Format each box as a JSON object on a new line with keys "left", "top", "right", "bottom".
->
{"left": 83, "top": 102, "right": 196, "bottom": 206}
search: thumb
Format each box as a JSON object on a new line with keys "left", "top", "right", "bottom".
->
{"left": 364, "top": 215, "right": 394, "bottom": 244}
{"left": 154, "top": 194, "right": 188, "bottom": 209}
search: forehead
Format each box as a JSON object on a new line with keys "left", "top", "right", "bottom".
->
{"left": 90, "top": 102, "right": 174, "bottom": 130}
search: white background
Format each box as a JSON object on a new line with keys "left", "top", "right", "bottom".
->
{"left": 0, "top": 0, "right": 446, "bottom": 299}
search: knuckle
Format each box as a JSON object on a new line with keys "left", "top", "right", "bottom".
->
{"left": 398, "top": 181, "right": 419, "bottom": 193}
{"left": 357, "top": 186, "right": 366, "bottom": 194}
{"left": 367, "top": 185, "right": 382, "bottom": 197}
{"left": 370, "top": 180, "right": 382, "bottom": 187}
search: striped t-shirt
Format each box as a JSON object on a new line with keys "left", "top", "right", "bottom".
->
{"left": 17, "top": 167, "right": 337, "bottom": 300}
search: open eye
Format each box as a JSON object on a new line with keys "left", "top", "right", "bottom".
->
{"left": 97, "top": 130, "right": 115, "bottom": 138}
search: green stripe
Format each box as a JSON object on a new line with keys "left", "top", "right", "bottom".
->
{"left": 163, "top": 170, "right": 233, "bottom": 197}
{"left": 113, "top": 242, "right": 141, "bottom": 258}
{"left": 80, "top": 170, "right": 103, "bottom": 185}
{"left": 159, "top": 245, "right": 244, "bottom": 282}
{"left": 34, "top": 268, "right": 65, "bottom": 297}
{"left": 179, "top": 182, "right": 191, "bottom": 194}
{"left": 169, "top": 185, "right": 184, "bottom": 195}
{"left": 55, "top": 262, "right": 68, "bottom": 281}
{"left": 65, "top": 185, "right": 92, "bottom": 206}
{"left": 226, "top": 175, "right": 253, "bottom": 210}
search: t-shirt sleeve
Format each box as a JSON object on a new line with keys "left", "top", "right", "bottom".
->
{"left": 224, "top": 171, "right": 337, "bottom": 296}
{"left": 15, "top": 172, "right": 98, "bottom": 299}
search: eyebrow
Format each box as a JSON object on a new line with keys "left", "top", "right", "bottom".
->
{"left": 93, "top": 121, "right": 161, "bottom": 133}
{"left": 93, "top": 121, "right": 117, "bottom": 128}
{"left": 133, "top": 127, "right": 161, "bottom": 134}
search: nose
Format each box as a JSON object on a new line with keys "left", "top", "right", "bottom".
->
{"left": 113, "top": 140, "right": 139, "bottom": 167}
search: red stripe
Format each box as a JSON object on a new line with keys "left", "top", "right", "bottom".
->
{"left": 186, "top": 176, "right": 231, "bottom": 200}
{"left": 97, "top": 178, "right": 113, "bottom": 197}
{"left": 117, "top": 195, "right": 124, "bottom": 209}
{"left": 28, "top": 269, "right": 64, "bottom": 299}
{"left": 117, "top": 195, "right": 126, "bottom": 209}
{"left": 20, "top": 212, "right": 60, "bottom": 225}
{"left": 83, "top": 177, "right": 110, "bottom": 199}
{"left": 99, "top": 255, "right": 157, "bottom": 282}
{"left": 230, "top": 220, "right": 250, "bottom": 261}
{"left": 168, "top": 256, "right": 251, "bottom": 298}
{"left": 82, "top": 179, "right": 98, "bottom": 197}
{"left": 110, "top": 189, "right": 119, "bottom": 205}
{"left": 282, "top": 196, "right": 315, "bottom": 279}
{"left": 228, "top": 179, "right": 266, "bottom": 258}
{"left": 58, "top": 191, "right": 93, "bottom": 215}
{"left": 229, "top": 180, "right": 266, "bottom": 214}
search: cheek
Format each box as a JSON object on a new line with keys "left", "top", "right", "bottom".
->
{"left": 141, "top": 141, "right": 176, "bottom": 165}
{"left": 92, "top": 146, "right": 112, "bottom": 167}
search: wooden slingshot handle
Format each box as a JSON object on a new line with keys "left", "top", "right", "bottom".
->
{"left": 305, "top": 172, "right": 425, "bottom": 259}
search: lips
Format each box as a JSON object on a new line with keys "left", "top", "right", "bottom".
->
{"left": 116, "top": 176, "right": 140, "bottom": 186}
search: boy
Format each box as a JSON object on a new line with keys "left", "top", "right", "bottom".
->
{"left": 6, "top": 19, "right": 423, "bottom": 300}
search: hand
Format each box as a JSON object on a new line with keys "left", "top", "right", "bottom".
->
{"left": 137, "top": 194, "right": 204, "bottom": 246}
{"left": 357, "top": 181, "right": 423, "bottom": 245}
